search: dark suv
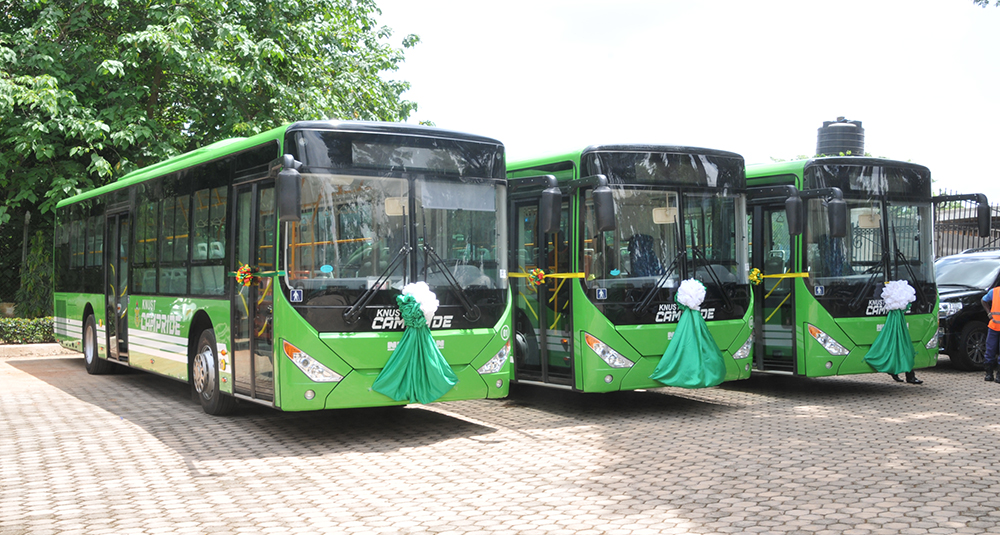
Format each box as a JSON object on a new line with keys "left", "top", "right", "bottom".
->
{"left": 936, "top": 249, "right": 1000, "bottom": 370}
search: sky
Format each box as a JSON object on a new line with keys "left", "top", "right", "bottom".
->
{"left": 375, "top": 0, "right": 1000, "bottom": 202}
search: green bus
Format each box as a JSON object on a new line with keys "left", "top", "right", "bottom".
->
{"left": 506, "top": 145, "right": 755, "bottom": 391}
{"left": 746, "top": 157, "right": 989, "bottom": 377}
{"left": 53, "top": 121, "right": 513, "bottom": 414}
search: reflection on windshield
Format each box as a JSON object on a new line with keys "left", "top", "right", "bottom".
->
{"left": 583, "top": 187, "right": 747, "bottom": 288}
{"left": 415, "top": 179, "right": 506, "bottom": 291}
{"left": 805, "top": 199, "right": 933, "bottom": 284}
{"left": 288, "top": 174, "right": 408, "bottom": 290}
{"left": 936, "top": 257, "right": 1000, "bottom": 289}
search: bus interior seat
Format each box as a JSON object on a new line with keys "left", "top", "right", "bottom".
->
{"left": 142, "top": 270, "right": 157, "bottom": 293}
{"left": 764, "top": 252, "right": 786, "bottom": 292}
{"left": 193, "top": 242, "right": 208, "bottom": 260}
{"left": 209, "top": 241, "right": 224, "bottom": 259}
{"left": 628, "top": 234, "right": 664, "bottom": 277}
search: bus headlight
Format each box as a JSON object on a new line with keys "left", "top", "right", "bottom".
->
{"left": 584, "top": 333, "right": 634, "bottom": 368}
{"left": 733, "top": 334, "right": 753, "bottom": 360}
{"left": 283, "top": 340, "right": 343, "bottom": 383}
{"left": 926, "top": 327, "right": 939, "bottom": 349}
{"left": 807, "top": 324, "right": 850, "bottom": 356}
{"left": 477, "top": 342, "right": 510, "bottom": 375}
{"left": 939, "top": 301, "right": 962, "bottom": 319}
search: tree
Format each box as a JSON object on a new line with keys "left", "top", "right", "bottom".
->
{"left": 15, "top": 230, "right": 51, "bottom": 318}
{"left": 0, "top": 0, "right": 419, "bottom": 228}
{"left": 973, "top": 0, "right": 1000, "bottom": 6}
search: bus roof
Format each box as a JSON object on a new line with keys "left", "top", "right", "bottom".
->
{"left": 286, "top": 120, "right": 504, "bottom": 146}
{"left": 56, "top": 124, "right": 288, "bottom": 208}
{"left": 508, "top": 144, "right": 743, "bottom": 173}
{"left": 747, "top": 156, "right": 930, "bottom": 178}
{"left": 57, "top": 121, "right": 505, "bottom": 208}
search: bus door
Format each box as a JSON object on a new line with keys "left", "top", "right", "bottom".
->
{"left": 751, "top": 203, "right": 797, "bottom": 373}
{"left": 232, "top": 182, "right": 276, "bottom": 401}
{"left": 105, "top": 213, "right": 130, "bottom": 362}
{"left": 511, "top": 197, "right": 573, "bottom": 386}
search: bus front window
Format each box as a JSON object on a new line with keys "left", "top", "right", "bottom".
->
{"left": 415, "top": 179, "right": 507, "bottom": 292}
{"left": 288, "top": 173, "right": 409, "bottom": 290}
{"left": 806, "top": 199, "right": 933, "bottom": 284}
{"left": 584, "top": 188, "right": 746, "bottom": 286}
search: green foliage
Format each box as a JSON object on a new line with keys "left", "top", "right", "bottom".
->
{"left": 15, "top": 230, "right": 52, "bottom": 319}
{"left": 0, "top": 0, "right": 419, "bottom": 225}
{"left": 973, "top": 0, "right": 1000, "bottom": 6}
{"left": 0, "top": 317, "right": 55, "bottom": 344}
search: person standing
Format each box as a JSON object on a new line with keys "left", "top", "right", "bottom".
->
{"left": 982, "top": 287, "right": 1000, "bottom": 382}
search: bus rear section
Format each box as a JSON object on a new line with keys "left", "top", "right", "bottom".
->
{"left": 508, "top": 145, "right": 754, "bottom": 392}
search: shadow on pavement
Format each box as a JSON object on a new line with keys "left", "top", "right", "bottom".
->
{"left": 8, "top": 357, "right": 498, "bottom": 462}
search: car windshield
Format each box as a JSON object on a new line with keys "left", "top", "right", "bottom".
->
{"left": 935, "top": 256, "right": 1000, "bottom": 289}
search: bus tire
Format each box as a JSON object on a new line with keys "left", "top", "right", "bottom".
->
{"left": 192, "top": 329, "right": 236, "bottom": 416}
{"left": 83, "top": 315, "right": 114, "bottom": 375}
{"left": 952, "top": 322, "right": 988, "bottom": 371}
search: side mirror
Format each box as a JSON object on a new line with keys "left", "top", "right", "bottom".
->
{"left": 827, "top": 197, "right": 848, "bottom": 238}
{"left": 539, "top": 186, "right": 562, "bottom": 235}
{"left": 785, "top": 195, "right": 802, "bottom": 236}
{"left": 593, "top": 184, "right": 616, "bottom": 232}
{"left": 979, "top": 201, "right": 992, "bottom": 237}
{"left": 277, "top": 154, "right": 301, "bottom": 223}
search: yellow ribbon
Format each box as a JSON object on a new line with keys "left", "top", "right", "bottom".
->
{"left": 762, "top": 272, "right": 809, "bottom": 279}
{"left": 759, "top": 272, "right": 808, "bottom": 322}
{"left": 509, "top": 272, "right": 586, "bottom": 279}
{"left": 761, "top": 272, "right": 809, "bottom": 299}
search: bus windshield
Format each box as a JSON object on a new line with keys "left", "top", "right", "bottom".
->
{"left": 415, "top": 178, "right": 506, "bottom": 291}
{"left": 283, "top": 128, "right": 507, "bottom": 330}
{"left": 290, "top": 173, "right": 409, "bottom": 290}
{"left": 583, "top": 185, "right": 749, "bottom": 321}
{"left": 804, "top": 198, "right": 934, "bottom": 307}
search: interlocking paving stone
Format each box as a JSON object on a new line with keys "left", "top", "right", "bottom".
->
{"left": 3, "top": 350, "right": 1000, "bottom": 534}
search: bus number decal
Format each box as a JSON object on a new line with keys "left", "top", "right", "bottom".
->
{"left": 865, "top": 299, "right": 889, "bottom": 316}
{"left": 655, "top": 303, "right": 715, "bottom": 323}
{"left": 371, "top": 308, "right": 453, "bottom": 330}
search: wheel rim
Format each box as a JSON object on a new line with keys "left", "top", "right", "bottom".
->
{"left": 193, "top": 343, "right": 216, "bottom": 400}
{"left": 967, "top": 331, "right": 987, "bottom": 365}
{"left": 84, "top": 322, "right": 95, "bottom": 365}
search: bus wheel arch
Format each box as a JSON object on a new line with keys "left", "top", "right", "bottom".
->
{"left": 191, "top": 327, "right": 237, "bottom": 415}
{"left": 82, "top": 307, "right": 113, "bottom": 375}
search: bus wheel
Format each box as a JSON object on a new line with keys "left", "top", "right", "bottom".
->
{"left": 192, "top": 329, "right": 236, "bottom": 416}
{"left": 952, "top": 322, "right": 988, "bottom": 372}
{"left": 83, "top": 315, "right": 114, "bottom": 375}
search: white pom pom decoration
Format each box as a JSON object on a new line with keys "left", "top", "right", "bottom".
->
{"left": 880, "top": 280, "right": 916, "bottom": 311}
{"left": 402, "top": 281, "right": 439, "bottom": 325}
{"left": 676, "top": 279, "right": 707, "bottom": 311}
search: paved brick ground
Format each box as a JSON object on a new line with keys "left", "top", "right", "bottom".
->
{"left": 2, "top": 348, "right": 1000, "bottom": 535}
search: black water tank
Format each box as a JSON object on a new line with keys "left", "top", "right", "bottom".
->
{"left": 816, "top": 117, "right": 864, "bottom": 156}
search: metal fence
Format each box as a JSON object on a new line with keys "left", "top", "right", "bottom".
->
{"left": 934, "top": 188, "right": 1000, "bottom": 258}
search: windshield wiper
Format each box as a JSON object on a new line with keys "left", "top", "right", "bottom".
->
{"left": 343, "top": 245, "right": 411, "bottom": 325}
{"left": 633, "top": 255, "right": 681, "bottom": 315}
{"left": 849, "top": 251, "right": 887, "bottom": 311}
{"left": 688, "top": 243, "right": 735, "bottom": 313}
{"left": 421, "top": 244, "right": 481, "bottom": 322}
{"left": 889, "top": 219, "right": 929, "bottom": 306}
{"left": 634, "top": 221, "right": 684, "bottom": 315}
